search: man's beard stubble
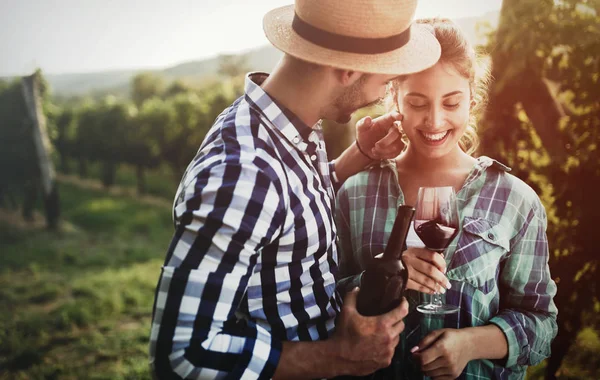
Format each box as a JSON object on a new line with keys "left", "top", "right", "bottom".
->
{"left": 333, "top": 80, "right": 383, "bottom": 124}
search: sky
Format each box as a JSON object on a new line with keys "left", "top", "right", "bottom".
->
{"left": 0, "top": 0, "right": 503, "bottom": 76}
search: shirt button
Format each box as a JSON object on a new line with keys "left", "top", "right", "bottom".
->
{"left": 488, "top": 233, "right": 495, "bottom": 241}
{"left": 311, "top": 155, "right": 317, "bottom": 161}
{"left": 293, "top": 136, "right": 300, "bottom": 144}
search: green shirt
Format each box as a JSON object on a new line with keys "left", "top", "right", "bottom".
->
{"left": 336, "top": 156, "right": 558, "bottom": 379}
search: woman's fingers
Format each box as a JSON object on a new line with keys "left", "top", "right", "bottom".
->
{"left": 414, "top": 248, "right": 447, "bottom": 273}
{"left": 409, "top": 258, "right": 450, "bottom": 292}
{"left": 407, "top": 279, "right": 435, "bottom": 294}
{"left": 407, "top": 273, "right": 438, "bottom": 294}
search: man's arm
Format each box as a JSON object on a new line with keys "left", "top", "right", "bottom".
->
{"left": 273, "top": 291, "right": 410, "bottom": 379}
{"left": 333, "top": 140, "right": 376, "bottom": 184}
{"left": 150, "top": 161, "right": 286, "bottom": 379}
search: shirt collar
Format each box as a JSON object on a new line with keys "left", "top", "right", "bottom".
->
{"left": 373, "top": 155, "right": 511, "bottom": 177}
{"left": 474, "top": 156, "right": 512, "bottom": 172}
{"left": 244, "top": 72, "right": 320, "bottom": 151}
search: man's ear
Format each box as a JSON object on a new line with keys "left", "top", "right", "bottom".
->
{"left": 334, "top": 69, "right": 363, "bottom": 86}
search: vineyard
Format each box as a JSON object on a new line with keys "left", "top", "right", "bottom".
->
{"left": 1, "top": 0, "right": 599, "bottom": 378}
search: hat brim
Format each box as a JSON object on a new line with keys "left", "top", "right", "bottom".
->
{"left": 264, "top": 5, "right": 441, "bottom": 75}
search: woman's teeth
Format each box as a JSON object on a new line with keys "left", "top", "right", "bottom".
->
{"left": 421, "top": 131, "right": 449, "bottom": 141}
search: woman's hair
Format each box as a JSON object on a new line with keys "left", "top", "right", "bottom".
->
{"left": 386, "top": 18, "right": 491, "bottom": 155}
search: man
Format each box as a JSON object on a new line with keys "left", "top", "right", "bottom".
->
{"left": 150, "top": 0, "right": 441, "bottom": 378}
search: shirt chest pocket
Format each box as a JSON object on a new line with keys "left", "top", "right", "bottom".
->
{"left": 446, "top": 217, "right": 510, "bottom": 294}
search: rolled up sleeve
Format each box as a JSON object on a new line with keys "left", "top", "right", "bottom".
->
{"left": 489, "top": 202, "right": 558, "bottom": 368}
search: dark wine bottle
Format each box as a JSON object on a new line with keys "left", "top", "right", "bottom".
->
{"left": 356, "top": 205, "right": 415, "bottom": 316}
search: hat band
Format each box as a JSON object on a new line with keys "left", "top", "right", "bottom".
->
{"left": 292, "top": 13, "right": 411, "bottom": 55}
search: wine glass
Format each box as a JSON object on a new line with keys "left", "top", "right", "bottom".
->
{"left": 414, "top": 186, "right": 460, "bottom": 315}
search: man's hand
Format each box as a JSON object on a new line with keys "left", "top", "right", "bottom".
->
{"left": 330, "top": 288, "right": 409, "bottom": 376}
{"left": 355, "top": 112, "right": 404, "bottom": 160}
{"left": 334, "top": 111, "right": 404, "bottom": 183}
{"left": 412, "top": 328, "right": 474, "bottom": 380}
{"left": 401, "top": 248, "right": 451, "bottom": 294}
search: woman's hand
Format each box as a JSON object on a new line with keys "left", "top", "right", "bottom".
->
{"left": 402, "top": 247, "right": 451, "bottom": 294}
{"left": 411, "top": 328, "right": 474, "bottom": 380}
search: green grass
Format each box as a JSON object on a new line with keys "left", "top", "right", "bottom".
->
{"left": 0, "top": 181, "right": 174, "bottom": 379}
{"left": 1, "top": 178, "right": 599, "bottom": 379}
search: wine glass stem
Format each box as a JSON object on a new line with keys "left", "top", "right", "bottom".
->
{"left": 432, "top": 292, "right": 443, "bottom": 307}
{"left": 431, "top": 251, "right": 445, "bottom": 308}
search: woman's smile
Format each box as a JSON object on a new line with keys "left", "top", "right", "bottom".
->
{"left": 418, "top": 129, "right": 452, "bottom": 146}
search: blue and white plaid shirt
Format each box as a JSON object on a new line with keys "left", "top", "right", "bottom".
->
{"left": 149, "top": 73, "right": 343, "bottom": 379}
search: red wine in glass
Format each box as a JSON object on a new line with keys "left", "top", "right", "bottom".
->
{"left": 414, "top": 220, "right": 459, "bottom": 252}
{"left": 415, "top": 186, "right": 460, "bottom": 315}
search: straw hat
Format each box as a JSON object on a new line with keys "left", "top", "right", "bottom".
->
{"left": 263, "top": 0, "right": 441, "bottom": 75}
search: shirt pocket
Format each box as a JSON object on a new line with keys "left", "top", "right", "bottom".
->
{"left": 446, "top": 217, "right": 510, "bottom": 295}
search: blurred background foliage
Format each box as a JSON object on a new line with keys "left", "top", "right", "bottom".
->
{"left": 479, "top": 1, "right": 599, "bottom": 378}
{"left": 0, "top": 0, "right": 598, "bottom": 378}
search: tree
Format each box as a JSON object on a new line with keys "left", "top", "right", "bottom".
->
{"left": 164, "top": 79, "right": 192, "bottom": 98}
{"left": 480, "top": 1, "right": 599, "bottom": 377}
{"left": 217, "top": 53, "right": 250, "bottom": 78}
{"left": 95, "top": 97, "right": 136, "bottom": 187}
{"left": 54, "top": 107, "right": 78, "bottom": 174}
{"left": 160, "top": 93, "right": 205, "bottom": 176}
{"left": 124, "top": 102, "right": 163, "bottom": 194}
{"left": 74, "top": 101, "right": 101, "bottom": 178}
{"left": 131, "top": 72, "right": 165, "bottom": 107}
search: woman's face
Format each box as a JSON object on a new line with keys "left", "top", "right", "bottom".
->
{"left": 397, "top": 62, "right": 471, "bottom": 159}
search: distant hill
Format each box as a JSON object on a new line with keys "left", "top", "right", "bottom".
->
{"left": 163, "top": 45, "right": 283, "bottom": 78}
{"left": 8, "top": 11, "right": 499, "bottom": 97}
{"left": 44, "top": 69, "right": 142, "bottom": 97}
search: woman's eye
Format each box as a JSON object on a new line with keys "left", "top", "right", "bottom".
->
{"left": 444, "top": 102, "right": 460, "bottom": 109}
{"left": 408, "top": 103, "right": 427, "bottom": 109}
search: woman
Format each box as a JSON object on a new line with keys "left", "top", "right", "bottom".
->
{"left": 336, "top": 18, "right": 558, "bottom": 379}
